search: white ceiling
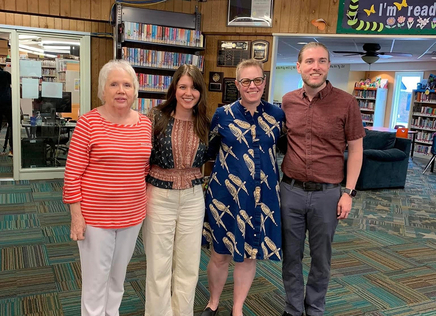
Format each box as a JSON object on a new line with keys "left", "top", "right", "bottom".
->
{"left": 275, "top": 34, "right": 436, "bottom": 65}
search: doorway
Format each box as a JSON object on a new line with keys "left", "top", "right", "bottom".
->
{"left": 0, "top": 31, "right": 12, "bottom": 180}
{"left": 390, "top": 72, "right": 423, "bottom": 128}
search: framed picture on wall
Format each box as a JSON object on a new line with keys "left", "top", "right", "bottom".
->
{"left": 252, "top": 40, "right": 269, "bottom": 62}
{"left": 227, "top": 0, "right": 274, "bottom": 27}
{"left": 222, "top": 78, "right": 240, "bottom": 104}
{"left": 262, "top": 71, "right": 270, "bottom": 101}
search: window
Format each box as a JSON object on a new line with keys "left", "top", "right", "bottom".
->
{"left": 390, "top": 72, "right": 423, "bottom": 128}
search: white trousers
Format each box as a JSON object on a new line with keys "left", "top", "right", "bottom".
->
{"left": 143, "top": 184, "right": 204, "bottom": 316}
{"left": 78, "top": 223, "right": 142, "bottom": 316}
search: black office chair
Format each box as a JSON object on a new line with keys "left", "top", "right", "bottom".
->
{"left": 422, "top": 133, "right": 436, "bottom": 174}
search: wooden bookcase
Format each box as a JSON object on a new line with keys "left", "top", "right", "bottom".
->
{"left": 353, "top": 87, "right": 388, "bottom": 127}
{"left": 408, "top": 89, "right": 436, "bottom": 157}
{"left": 113, "top": 4, "right": 204, "bottom": 115}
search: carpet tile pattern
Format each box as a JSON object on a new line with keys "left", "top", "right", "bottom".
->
{"left": 0, "top": 159, "right": 435, "bottom": 315}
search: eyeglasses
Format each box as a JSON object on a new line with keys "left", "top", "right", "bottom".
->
{"left": 238, "top": 76, "right": 265, "bottom": 87}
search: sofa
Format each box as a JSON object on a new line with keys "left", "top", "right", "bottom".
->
{"left": 344, "top": 129, "right": 411, "bottom": 190}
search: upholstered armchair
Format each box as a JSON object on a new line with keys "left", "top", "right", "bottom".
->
{"left": 344, "top": 129, "right": 411, "bottom": 190}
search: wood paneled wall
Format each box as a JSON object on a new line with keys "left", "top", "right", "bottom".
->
{"left": 0, "top": 0, "right": 341, "bottom": 111}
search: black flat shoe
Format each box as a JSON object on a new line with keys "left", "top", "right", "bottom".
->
{"left": 200, "top": 306, "right": 218, "bottom": 316}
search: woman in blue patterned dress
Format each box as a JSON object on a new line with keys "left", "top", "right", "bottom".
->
{"left": 201, "top": 59, "right": 285, "bottom": 316}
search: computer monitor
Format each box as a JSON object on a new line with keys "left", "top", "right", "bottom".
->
{"left": 40, "top": 92, "right": 72, "bottom": 114}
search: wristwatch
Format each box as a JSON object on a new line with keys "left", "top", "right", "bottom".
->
{"left": 343, "top": 188, "right": 357, "bottom": 197}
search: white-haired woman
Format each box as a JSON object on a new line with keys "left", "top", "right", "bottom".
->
{"left": 63, "top": 60, "right": 152, "bottom": 316}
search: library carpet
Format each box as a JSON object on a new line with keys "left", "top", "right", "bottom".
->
{"left": 0, "top": 157, "right": 436, "bottom": 315}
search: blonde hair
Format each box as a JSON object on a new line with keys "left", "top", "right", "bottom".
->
{"left": 235, "top": 59, "right": 264, "bottom": 81}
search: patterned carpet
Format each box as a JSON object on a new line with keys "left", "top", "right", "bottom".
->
{"left": 0, "top": 158, "right": 436, "bottom": 316}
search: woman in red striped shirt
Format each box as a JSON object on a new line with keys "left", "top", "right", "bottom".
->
{"left": 63, "top": 60, "right": 152, "bottom": 316}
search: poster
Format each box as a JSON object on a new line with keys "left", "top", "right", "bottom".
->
{"left": 337, "top": 0, "right": 436, "bottom": 35}
{"left": 227, "top": 0, "right": 273, "bottom": 27}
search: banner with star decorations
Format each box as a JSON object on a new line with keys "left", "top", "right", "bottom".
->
{"left": 337, "top": 0, "right": 436, "bottom": 34}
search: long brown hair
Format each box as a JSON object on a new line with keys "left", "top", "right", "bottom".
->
{"left": 152, "top": 64, "right": 210, "bottom": 144}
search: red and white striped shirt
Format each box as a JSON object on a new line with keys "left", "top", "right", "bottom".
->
{"left": 63, "top": 108, "right": 152, "bottom": 229}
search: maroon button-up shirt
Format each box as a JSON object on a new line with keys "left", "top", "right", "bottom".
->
{"left": 281, "top": 81, "right": 365, "bottom": 184}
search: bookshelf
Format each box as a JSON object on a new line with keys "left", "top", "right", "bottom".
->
{"left": 353, "top": 87, "right": 387, "bottom": 127}
{"left": 113, "top": 4, "right": 204, "bottom": 115}
{"left": 408, "top": 89, "right": 436, "bottom": 157}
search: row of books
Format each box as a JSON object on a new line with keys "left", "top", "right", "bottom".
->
{"left": 410, "top": 117, "right": 436, "bottom": 130}
{"left": 133, "top": 98, "right": 163, "bottom": 115}
{"left": 414, "top": 144, "right": 433, "bottom": 155}
{"left": 354, "top": 90, "right": 376, "bottom": 99}
{"left": 358, "top": 100, "right": 374, "bottom": 110}
{"left": 137, "top": 73, "right": 172, "bottom": 92}
{"left": 412, "top": 106, "right": 436, "bottom": 115}
{"left": 123, "top": 22, "right": 203, "bottom": 47}
{"left": 415, "top": 91, "right": 436, "bottom": 103}
{"left": 361, "top": 113, "right": 373, "bottom": 122}
{"left": 122, "top": 47, "right": 204, "bottom": 71}
{"left": 415, "top": 131, "right": 435, "bottom": 143}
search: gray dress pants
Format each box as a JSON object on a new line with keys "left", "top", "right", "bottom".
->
{"left": 280, "top": 181, "right": 341, "bottom": 316}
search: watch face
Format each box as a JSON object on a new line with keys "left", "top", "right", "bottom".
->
{"left": 345, "top": 188, "right": 357, "bottom": 197}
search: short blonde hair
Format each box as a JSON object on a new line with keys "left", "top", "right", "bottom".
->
{"left": 97, "top": 59, "right": 139, "bottom": 104}
{"left": 235, "top": 59, "right": 264, "bottom": 81}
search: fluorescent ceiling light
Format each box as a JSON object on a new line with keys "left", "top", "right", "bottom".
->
{"left": 43, "top": 46, "right": 70, "bottom": 50}
{"left": 18, "top": 35, "right": 39, "bottom": 40}
{"left": 19, "top": 44, "right": 44, "bottom": 53}
{"left": 42, "top": 40, "right": 80, "bottom": 46}
{"left": 19, "top": 48, "right": 56, "bottom": 58}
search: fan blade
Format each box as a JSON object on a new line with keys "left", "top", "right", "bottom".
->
{"left": 333, "top": 51, "right": 364, "bottom": 55}
{"left": 378, "top": 52, "right": 412, "bottom": 57}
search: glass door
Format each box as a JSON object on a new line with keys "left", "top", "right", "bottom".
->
{"left": 6, "top": 28, "right": 90, "bottom": 180}
{"left": 0, "top": 29, "right": 13, "bottom": 180}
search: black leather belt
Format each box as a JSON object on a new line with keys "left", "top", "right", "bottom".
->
{"left": 282, "top": 174, "right": 339, "bottom": 191}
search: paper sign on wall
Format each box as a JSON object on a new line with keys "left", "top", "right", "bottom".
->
{"left": 41, "top": 82, "right": 63, "bottom": 98}
{"left": 21, "top": 78, "right": 40, "bottom": 99}
{"left": 20, "top": 60, "right": 42, "bottom": 77}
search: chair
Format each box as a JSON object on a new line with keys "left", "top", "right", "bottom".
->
{"left": 343, "top": 129, "right": 411, "bottom": 189}
{"left": 422, "top": 133, "right": 436, "bottom": 174}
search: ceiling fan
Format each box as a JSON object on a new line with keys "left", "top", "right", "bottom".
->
{"left": 333, "top": 43, "right": 413, "bottom": 64}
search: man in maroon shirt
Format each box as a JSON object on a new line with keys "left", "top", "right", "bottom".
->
{"left": 280, "top": 42, "right": 365, "bottom": 316}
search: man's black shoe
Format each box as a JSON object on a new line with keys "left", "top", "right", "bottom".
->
{"left": 200, "top": 306, "right": 218, "bottom": 316}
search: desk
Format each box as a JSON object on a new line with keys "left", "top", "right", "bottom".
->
{"left": 21, "top": 123, "right": 76, "bottom": 167}
{"left": 365, "top": 127, "right": 417, "bottom": 158}
{"left": 22, "top": 122, "right": 76, "bottom": 139}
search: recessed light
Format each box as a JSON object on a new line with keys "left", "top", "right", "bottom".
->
{"left": 297, "top": 42, "right": 308, "bottom": 45}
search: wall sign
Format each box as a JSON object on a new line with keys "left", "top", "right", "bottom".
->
{"left": 222, "top": 78, "right": 240, "bottom": 104}
{"left": 262, "top": 71, "right": 270, "bottom": 101}
{"left": 227, "top": 0, "right": 274, "bottom": 27}
{"left": 209, "top": 72, "right": 224, "bottom": 92}
{"left": 251, "top": 40, "right": 269, "bottom": 62}
{"left": 217, "top": 40, "right": 251, "bottom": 67}
{"left": 337, "top": 0, "right": 436, "bottom": 35}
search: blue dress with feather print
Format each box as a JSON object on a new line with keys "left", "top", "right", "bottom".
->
{"left": 203, "top": 100, "right": 285, "bottom": 262}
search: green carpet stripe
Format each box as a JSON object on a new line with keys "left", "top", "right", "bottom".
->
{"left": 1, "top": 245, "right": 49, "bottom": 271}
{"left": 45, "top": 243, "right": 80, "bottom": 265}
{"left": 0, "top": 214, "right": 40, "bottom": 230}
{"left": 42, "top": 226, "right": 71, "bottom": 244}
{"left": 0, "top": 229, "right": 45, "bottom": 247}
